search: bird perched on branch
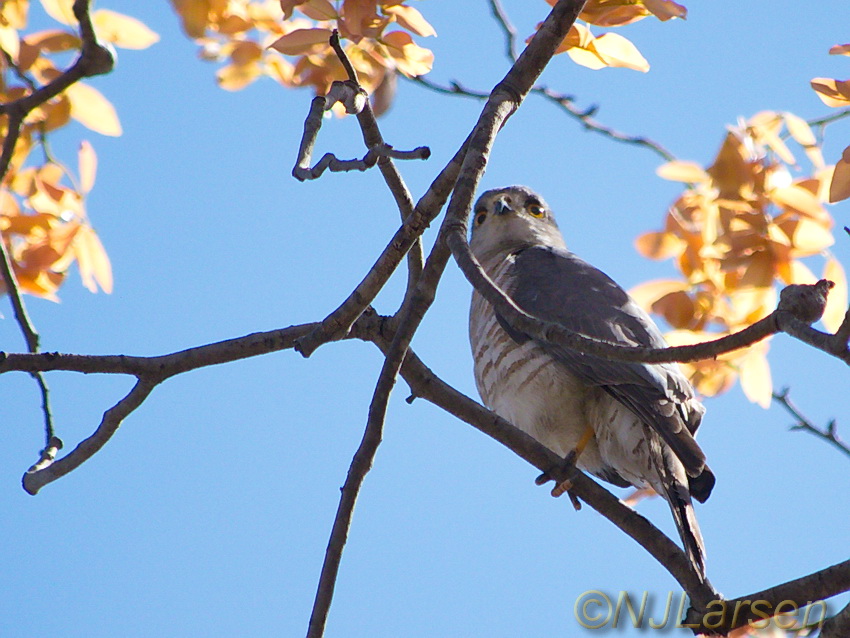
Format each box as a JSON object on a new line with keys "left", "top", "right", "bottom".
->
{"left": 468, "top": 185, "right": 715, "bottom": 579}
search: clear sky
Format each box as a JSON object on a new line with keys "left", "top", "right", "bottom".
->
{"left": 2, "top": 2, "right": 849, "bottom": 637}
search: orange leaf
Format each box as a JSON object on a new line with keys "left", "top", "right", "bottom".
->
{"left": 829, "top": 145, "right": 850, "bottom": 203}
{"left": 383, "top": 4, "right": 436, "bottom": 38}
{"left": 628, "top": 279, "right": 689, "bottom": 311}
{"left": 822, "top": 258, "right": 848, "bottom": 333}
{"left": 269, "top": 27, "right": 333, "bottom": 55}
{"left": 811, "top": 77, "right": 850, "bottom": 108}
{"left": 381, "top": 30, "right": 433, "bottom": 77}
{"left": 217, "top": 61, "right": 262, "bottom": 91}
{"left": 78, "top": 140, "right": 97, "bottom": 194}
{"left": 634, "top": 231, "right": 686, "bottom": 260}
{"left": 829, "top": 44, "right": 850, "bottom": 56}
{"left": 770, "top": 184, "right": 828, "bottom": 220}
{"left": 171, "top": 0, "right": 211, "bottom": 39}
{"left": 93, "top": 9, "right": 159, "bottom": 50}
{"left": 298, "top": 0, "right": 337, "bottom": 21}
{"left": 65, "top": 82, "right": 122, "bottom": 136}
{"left": 73, "top": 225, "right": 113, "bottom": 293}
{"left": 656, "top": 160, "right": 708, "bottom": 183}
{"left": 643, "top": 0, "right": 687, "bottom": 21}
{"left": 579, "top": 2, "right": 647, "bottom": 27}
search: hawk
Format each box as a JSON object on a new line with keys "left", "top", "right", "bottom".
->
{"left": 468, "top": 185, "right": 714, "bottom": 578}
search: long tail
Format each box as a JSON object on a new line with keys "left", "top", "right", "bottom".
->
{"left": 658, "top": 468, "right": 706, "bottom": 580}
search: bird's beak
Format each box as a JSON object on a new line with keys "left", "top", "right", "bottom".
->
{"left": 493, "top": 197, "right": 511, "bottom": 217}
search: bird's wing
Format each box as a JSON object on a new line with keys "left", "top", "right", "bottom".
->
{"left": 498, "top": 246, "right": 707, "bottom": 477}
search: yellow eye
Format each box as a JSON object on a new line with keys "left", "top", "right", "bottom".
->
{"left": 527, "top": 203, "right": 545, "bottom": 218}
{"left": 474, "top": 209, "right": 487, "bottom": 225}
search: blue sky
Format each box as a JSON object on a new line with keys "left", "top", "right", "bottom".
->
{"left": 2, "top": 1, "right": 849, "bottom": 636}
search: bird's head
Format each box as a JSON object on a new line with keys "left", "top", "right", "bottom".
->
{"left": 469, "top": 185, "right": 566, "bottom": 261}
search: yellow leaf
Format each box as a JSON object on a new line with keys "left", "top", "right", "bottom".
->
{"left": 73, "top": 225, "right": 113, "bottom": 293}
{"left": 643, "top": 0, "right": 687, "bottom": 21}
{"left": 0, "top": 24, "right": 20, "bottom": 59}
{"left": 822, "top": 258, "right": 848, "bottom": 333}
{"left": 566, "top": 45, "right": 607, "bottom": 70}
{"left": 788, "top": 218, "right": 834, "bottom": 256}
{"left": 381, "top": 31, "right": 433, "bottom": 77}
{"left": 770, "top": 184, "right": 828, "bottom": 220}
{"left": 829, "top": 44, "right": 850, "bottom": 56}
{"left": 269, "top": 27, "right": 333, "bottom": 55}
{"left": 383, "top": 4, "right": 436, "bottom": 37}
{"left": 811, "top": 77, "right": 850, "bottom": 108}
{"left": 65, "top": 82, "right": 122, "bottom": 136}
{"left": 590, "top": 32, "right": 649, "bottom": 72}
{"left": 738, "top": 344, "right": 772, "bottom": 408}
{"left": 656, "top": 160, "right": 709, "bottom": 183}
{"left": 78, "top": 140, "right": 96, "bottom": 194}
{"left": 829, "top": 145, "right": 850, "bottom": 203}
{"left": 788, "top": 260, "right": 817, "bottom": 285}
{"left": 39, "top": 0, "right": 75, "bottom": 25}
{"left": 93, "top": 9, "right": 159, "bottom": 50}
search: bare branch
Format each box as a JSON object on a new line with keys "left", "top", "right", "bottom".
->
{"left": 821, "top": 599, "right": 850, "bottom": 638}
{"left": 683, "top": 558, "right": 850, "bottom": 634}
{"left": 409, "top": 77, "right": 676, "bottom": 162}
{"left": 487, "top": 0, "right": 519, "bottom": 62}
{"left": 22, "top": 377, "right": 159, "bottom": 495}
{"left": 772, "top": 388, "right": 850, "bottom": 460}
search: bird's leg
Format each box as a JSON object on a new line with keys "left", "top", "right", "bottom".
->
{"left": 548, "top": 424, "right": 595, "bottom": 498}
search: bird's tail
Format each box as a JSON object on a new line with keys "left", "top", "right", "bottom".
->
{"left": 659, "top": 473, "right": 706, "bottom": 580}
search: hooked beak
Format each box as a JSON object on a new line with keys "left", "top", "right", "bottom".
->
{"left": 493, "top": 197, "right": 511, "bottom": 216}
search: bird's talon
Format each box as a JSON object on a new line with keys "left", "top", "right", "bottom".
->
{"left": 535, "top": 471, "right": 552, "bottom": 486}
{"left": 551, "top": 478, "right": 573, "bottom": 498}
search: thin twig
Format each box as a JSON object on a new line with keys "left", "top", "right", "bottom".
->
{"left": 772, "top": 388, "right": 850, "bottom": 460}
{"left": 487, "top": 0, "right": 518, "bottom": 62}
{"left": 409, "top": 76, "right": 676, "bottom": 162}
{"left": 0, "top": 0, "right": 114, "bottom": 453}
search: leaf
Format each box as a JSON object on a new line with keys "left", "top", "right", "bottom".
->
{"left": 383, "top": 4, "right": 436, "bottom": 38}
{"left": 738, "top": 344, "right": 772, "bottom": 408}
{"left": 217, "top": 61, "right": 262, "bottom": 91}
{"left": 770, "top": 184, "right": 828, "bottom": 220}
{"left": 829, "top": 145, "right": 850, "bottom": 203}
{"left": 65, "top": 82, "right": 122, "bottom": 136}
{"left": 298, "top": 0, "right": 337, "bottom": 21}
{"left": 821, "top": 258, "right": 848, "bottom": 333}
{"left": 656, "top": 160, "right": 709, "bottom": 183}
{"left": 381, "top": 30, "right": 433, "bottom": 77}
{"left": 590, "top": 32, "right": 650, "bottom": 72}
{"left": 73, "top": 225, "right": 113, "bottom": 293}
{"left": 811, "top": 77, "right": 850, "bottom": 108}
{"left": 643, "top": 0, "right": 687, "bottom": 21}
{"left": 93, "top": 10, "right": 159, "bottom": 50}
{"left": 829, "top": 43, "right": 850, "bottom": 56}
{"left": 39, "top": 0, "right": 75, "bottom": 25}
{"left": 0, "top": 24, "right": 20, "bottom": 59}
{"left": 171, "top": 0, "right": 211, "bottom": 39}
{"left": 269, "top": 27, "right": 333, "bottom": 55}
{"left": 78, "top": 140, "right": 97, "bottom": 194}
{"left": 628, "top": 279, "right": 690, "bottom": 311}
{"left": 788, "top": 218, "right": 834, "bottom": 256}
{"left": 634, "top": 231, "right": 686, "bottom": 260}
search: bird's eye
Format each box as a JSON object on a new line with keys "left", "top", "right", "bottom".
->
{"left": 527, "top": 203, "right": 545, "bottom": 218}
{"left": 474, "top": 209, "right": 487, "bottom": 225}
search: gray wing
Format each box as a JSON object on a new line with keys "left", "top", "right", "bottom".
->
{"left": 498, "top": 246, "right": 708, "bottom": 480}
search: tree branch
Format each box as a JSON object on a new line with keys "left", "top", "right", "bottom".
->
{"left": 772, "top": 388, "right": 850, "bottom": 460}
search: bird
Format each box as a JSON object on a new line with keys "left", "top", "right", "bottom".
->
{"left": 468, "top": 185, "right": 715, "bottom": 579}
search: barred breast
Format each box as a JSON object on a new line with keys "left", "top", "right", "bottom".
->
{"left": 468, "top": 252, "right": 608, "bottom": 475}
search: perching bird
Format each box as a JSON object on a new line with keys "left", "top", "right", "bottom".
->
{"left": 468, "top": 185, "right": 714, "bottom": 578}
